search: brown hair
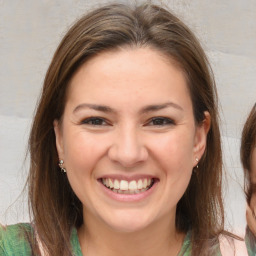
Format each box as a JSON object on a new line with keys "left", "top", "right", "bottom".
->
{"left": 28, "top": 3, "right": 225, "bottom": 255}
{"left": 241, "top": 104, "right": 256, "bottom": 204}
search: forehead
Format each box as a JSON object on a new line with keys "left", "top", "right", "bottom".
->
{"left": 66, "top": 47, "right": 192, "bottom": 111}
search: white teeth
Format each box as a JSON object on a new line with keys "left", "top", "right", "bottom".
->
{"left": 120, "top": 180, "right": 128, "bottom": 190}
{"left": 137, "top": 179, "right": 143, "bottom": 189}
{"left": 102, "top": 178, "right": 154, "bottom": 194}
{"left": 143, "top": 179, "right": 148, "bottom": 189}
{"left": 114, "top": 180, "right": 120, "bottom": 189}
{"left": 129, "top": 180, "right": 137, "bottom": 190}
{"left": 109, "top": 179, "right": 114, "bottom": 188}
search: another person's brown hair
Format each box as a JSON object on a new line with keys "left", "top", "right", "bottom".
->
{"left": 28, "top": 3, "right": 225, "bottom": 255}
{"left": 241, "top": 103, "right": 256, "bottom": 203}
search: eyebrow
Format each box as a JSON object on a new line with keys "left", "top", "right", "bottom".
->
{"left": 73, "top": 103, "right": 115, "bottom": 114}
{"left": 73, "top": 102, "right": 183, "bottom": 114}
{"left": 139, "top": 102, "right": 184, "bottom": 114}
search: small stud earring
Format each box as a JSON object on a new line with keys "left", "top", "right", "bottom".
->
{"left": 58, "top": 159, "right": 66, "bottom": 173}
{"left": 195, "top": 158, "right": 199, "bottom": 169}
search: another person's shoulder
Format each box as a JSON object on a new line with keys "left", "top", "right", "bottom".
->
{"left": 0, "top": 223, "right": 33, "bottom": 255}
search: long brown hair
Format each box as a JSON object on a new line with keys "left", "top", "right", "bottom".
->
{"left": 241, "top": 104, "right": 256, "bottom": 204}
{"left": 28, "top": 3, "right": 225, "bottom": 255}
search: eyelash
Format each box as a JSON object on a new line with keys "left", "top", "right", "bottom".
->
{"left": 81, "top": 116, "right": 175, "bottom": 127}
{"left": 81, "top": 117, "right": 109, "bottom": 126}
{"left": 146, "top": 117, "right": 175, "bottom": 126}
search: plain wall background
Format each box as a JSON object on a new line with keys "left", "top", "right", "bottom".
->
{"left": 1, "top": 0, "right": 256, "bottom": 236}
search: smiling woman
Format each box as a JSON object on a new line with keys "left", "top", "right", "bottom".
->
{"left": 54, "top": 47, "right": 209, "bottom": 241}
{"left": 0, "top": 2, "right": 230, "bottom": 256}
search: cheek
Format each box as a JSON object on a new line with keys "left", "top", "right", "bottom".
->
{"left": 149, "top": 131, "right": 195, "bottom": 172}
{"left": 62, "top": 130, "right": 108, "bottom": 173}
{"left": 62, "top": 131, "right": 110, "bottom": 206}
{"left": 149, "top": 133, "right": 194, "bottom": 211}
{"left": 150, "top": 131, "right": 194, "bottom": 199}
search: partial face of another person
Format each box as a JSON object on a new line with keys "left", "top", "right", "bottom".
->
{"left": 246, "top": 146, "right": 256, "bottom": 236}
{"left": 250, "top": 147, "right": 256, "bottom": 209}
{"left": 54, "top": 47, "right": 209, "bottom": 233}
{"left": 251, "top": 147, "right": 256, "bottom": 182}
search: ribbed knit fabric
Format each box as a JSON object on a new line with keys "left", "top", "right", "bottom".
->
{"left": 0, "top": 223, "right": 82, "bottom": 255}
{"left": 0, "top": 223, "right": 221, "bottom": 255}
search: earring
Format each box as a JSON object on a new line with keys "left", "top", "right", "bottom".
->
{"left": 193, "top": 158, "right": 199, "bottom": 177}
{"left": 58, "top": 159, "right": 66, "bottom": 173}
{"left": 195, "top": 158, "right": 199, "bottom": 169}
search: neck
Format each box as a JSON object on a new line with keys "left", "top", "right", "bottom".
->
{"left": 78, "top": 212, "right": 185, "bottom": 256}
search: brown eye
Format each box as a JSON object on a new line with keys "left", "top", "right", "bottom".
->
{"left": 82, "top": 117, "right": 107, "bottom": 126}
{"left": 147, "top": 117, "right": 175, "bottom": 126}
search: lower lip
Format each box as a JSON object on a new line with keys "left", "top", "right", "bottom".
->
{"left": 98, "top": 180, "right": 158, "bottom": 202}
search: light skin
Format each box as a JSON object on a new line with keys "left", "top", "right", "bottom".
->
{"left": 54, "top": 47, "right": 210, "bottom": 256}
{"left": 250, "top": 147, "right": 256, "bottom": 185}
{"left": 247, "top": 147, "right": 256, "bottom": 236}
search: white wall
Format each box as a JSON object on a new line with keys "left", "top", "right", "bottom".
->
{"left": 1, "top": 0, "right": 255, "bottom": 236}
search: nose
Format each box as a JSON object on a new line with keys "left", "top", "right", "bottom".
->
{"left": 108, "top": 125, "right": 148, "bottom": 168}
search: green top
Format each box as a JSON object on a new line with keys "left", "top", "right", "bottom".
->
{"left": 0, "top": 223, "right": 220, "bottom": 255}
{"left": 0, "top": 223, "right": 82, "bottom": 256}
{"left": 245, "top": 226, "right": 256, "bottom": 256}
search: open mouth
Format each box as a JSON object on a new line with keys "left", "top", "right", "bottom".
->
{"left": 100, "top": 178, "right": 155, "bottom": 194}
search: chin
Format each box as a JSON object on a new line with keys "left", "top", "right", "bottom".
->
{"left": 102, "top": 210, "right": 154, "bottom": 233}
{"left": 108, "top": 222, "right": 149, "bottom": 234}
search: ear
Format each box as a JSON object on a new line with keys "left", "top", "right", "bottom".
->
{"left": 53, "top": 119, "right": 64, "bottom": 159}
{"left": 193, "top": 111, "right": 211, "bottom": 167}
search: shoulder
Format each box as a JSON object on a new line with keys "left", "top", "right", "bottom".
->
{"left": 0, "top": 223, "right": 33, "bottom": 255}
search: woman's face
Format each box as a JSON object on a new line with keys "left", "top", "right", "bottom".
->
{"left": 54, "top": 47, "right": 209, "bottom": 233}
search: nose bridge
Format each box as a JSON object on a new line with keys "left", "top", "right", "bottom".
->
{"left": 108, "top": 122, "right": 148, "bottom": 167}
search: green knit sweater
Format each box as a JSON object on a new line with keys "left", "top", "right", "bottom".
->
{"left": 0, "top": 223, "right": 221, "bottom": 255}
